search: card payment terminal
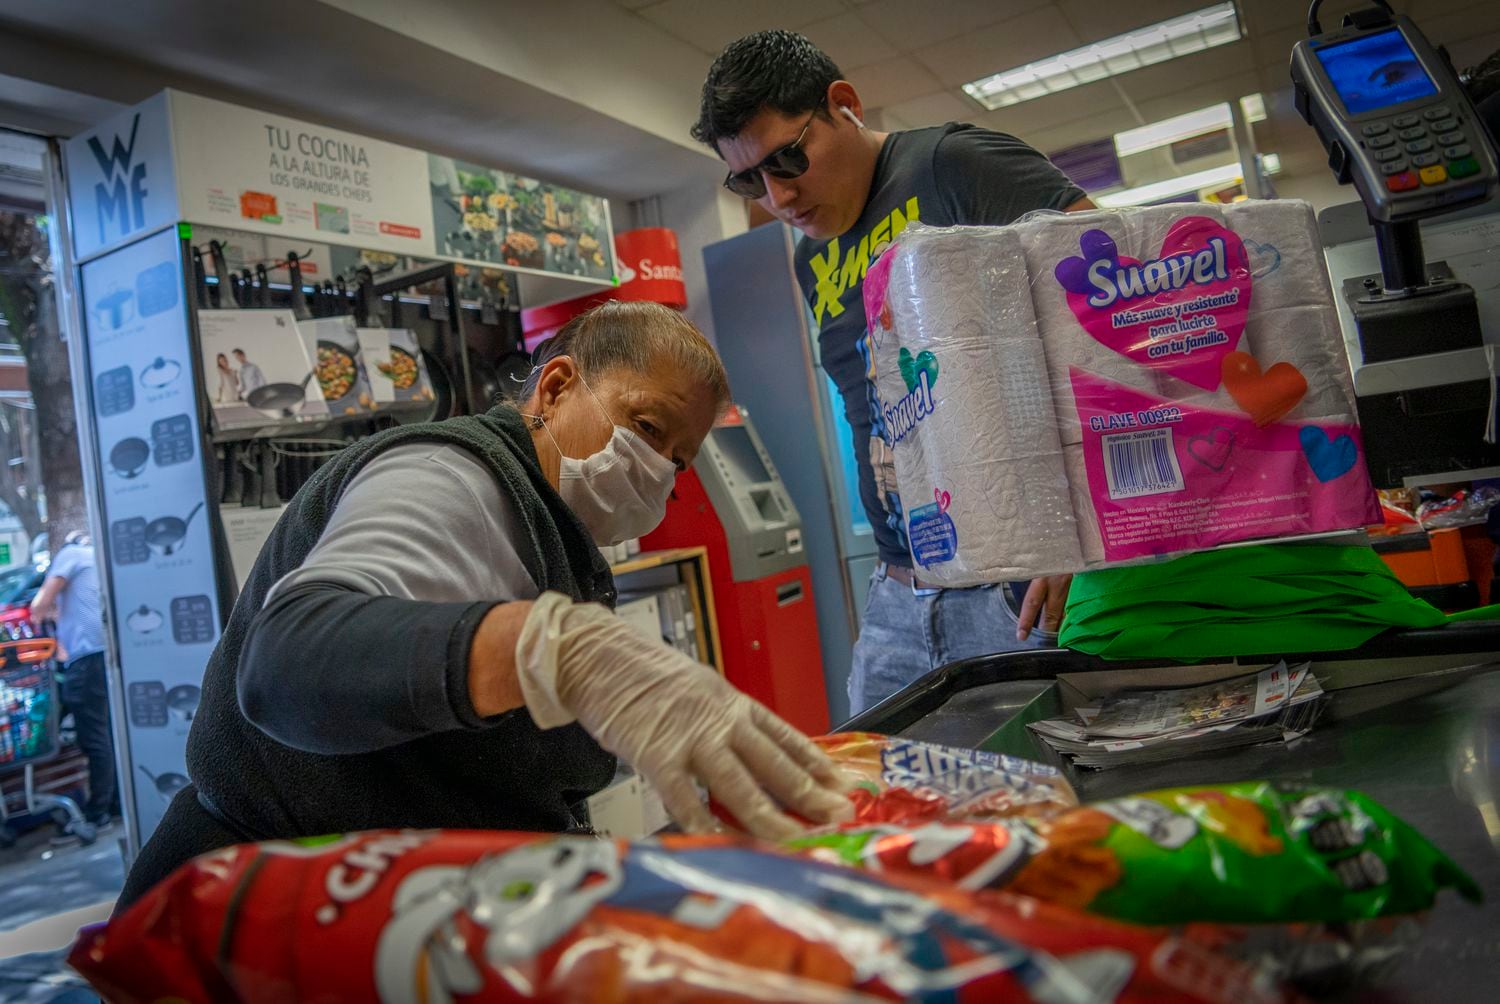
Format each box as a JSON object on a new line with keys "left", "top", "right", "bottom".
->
{"left": 1291, "top": 3, "right": 1498, "bottom": 224}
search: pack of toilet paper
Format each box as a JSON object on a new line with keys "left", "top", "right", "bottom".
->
{"left": 864, "top": 201, "right": 1379, "bottom": 584}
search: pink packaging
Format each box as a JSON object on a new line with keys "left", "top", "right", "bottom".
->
{"left": 867, "top": 203, "right": 1381, "bottom": 578}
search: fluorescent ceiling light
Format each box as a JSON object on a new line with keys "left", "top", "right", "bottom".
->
{"left": 964, "top": 2, "right": 1243, "bottom": 110}
{"left": 1113, "top": 96, "right": 1267, "bottom": 157}
{"left": 1094, "top": 162, "right": 1245, "bottom": 207}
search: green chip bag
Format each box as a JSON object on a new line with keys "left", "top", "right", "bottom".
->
{"left": 1008, "top": 781, "right": 1480, "bottom": 925}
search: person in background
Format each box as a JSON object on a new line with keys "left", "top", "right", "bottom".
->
{"left": 31, "top": 531, "right": 116, "bottom": 829}
{"left": 693, "top": 31, "right": 1096, "bottom": 714}
{"left": 233, "top": 348, "right": 264, "bottom": 397}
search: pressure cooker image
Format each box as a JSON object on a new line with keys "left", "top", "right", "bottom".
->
{"left": 108, "top": 437, "right": 150, "bottom": 479}
{"left": 245, "top": 373, "right": 314, "bottom": 420}
{"left": 144, "top": 502, "right": 204, "bottom": 557}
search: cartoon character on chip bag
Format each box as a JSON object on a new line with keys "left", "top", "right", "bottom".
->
{"left": 374, "top": 841, "right": 623, "bottom": 1003}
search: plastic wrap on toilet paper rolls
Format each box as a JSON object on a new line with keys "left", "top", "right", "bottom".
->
{"left": 867, "top": 224, "right": 1084, "bottom": 586}
{"left": 865, "top": 202, "right": 1380, "bottom": 579}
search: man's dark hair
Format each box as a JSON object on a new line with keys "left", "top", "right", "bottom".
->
{"left": 233, "top": 348, "right": 245, "bottom": 355}
{"left": 691, "top": 30, "right": 842, "bottom": 151}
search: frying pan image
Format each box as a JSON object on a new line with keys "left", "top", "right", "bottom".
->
{"left": 245, "top": 373, "right": 314, "bottom": 420}
{"left": 126, "top": 605, "right": 164, "bottom": 634}
{"left": 108, "top": 437, "right": 150, "bottom": 479}
{"left": 166, "top": 684, "right": 200, "bottom": 723}
{"left": 138, "top": 765, "right": 189, "bottom": 804}
{"left": 145, "top": 501, "right": 204, "bottom": 557}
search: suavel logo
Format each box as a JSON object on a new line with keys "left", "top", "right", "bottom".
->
{"left": 807, "top": 196, "right": 919, "bottom": 325}
{"left": 883, "top": 347, "right": 939, "bottom": 445}
{"left": 87, "top": 114, "right": 147, "bottom": 245}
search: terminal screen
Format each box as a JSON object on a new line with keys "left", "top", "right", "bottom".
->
{"left": 1316, "top": 28, "right": 1437, "bottom": 115}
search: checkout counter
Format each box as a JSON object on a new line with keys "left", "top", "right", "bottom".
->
{"left": 838, "top": 626, "right": 1500, "bottom": 999}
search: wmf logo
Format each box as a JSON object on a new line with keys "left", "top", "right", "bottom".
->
{"left": 87, "top": 113, "right": 147, "bottom": 244}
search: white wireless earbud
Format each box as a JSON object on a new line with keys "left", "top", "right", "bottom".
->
{"left": 839, "top": 106, "right": 865, "bottom": 129}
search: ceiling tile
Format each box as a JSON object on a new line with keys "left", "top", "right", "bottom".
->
{"left": 801, "top": 11, "right": 898, "bottom": 70}
{"left": 1024, "top": 108, "right": 1143, "bottom": 157}
{"left": 637, "top": 0, "right": 849, "bottom": 55}
{"left": 1113, "top": 39, "right": 1256, "bottom": 104}
{"left": 1236, "top": 0, "right": 1309, "bottom": 34}
{"left": 881, "top": 89, "right": 982, "bottom": 129}
{"left": 1252, "top": 23, "right": 1305, "bottom": 69}
{"left": 856, "top": 0, "right": 1052, "bottom": 52}
{"left": 845, "top": 56, "right": 946, "bottom": 110}
{"left": 1055, "top": 0, "right": 1212, "bottom": 44}
{"left": 914, "top": 7, "right": 1081, "bottom": 88}
{"left": 976, "top": 81, "right": 1129, "bottom": 142}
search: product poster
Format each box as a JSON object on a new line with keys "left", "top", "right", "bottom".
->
{"left": 428, "top": 154, "right": 615, "bottom": 280}
{"left": 358, "top": 327, "right": 435, "bottom": 407}
{"left": 301, "top": 315, "right": 372, "bottom": 416}
{"left": 197, "top": 309, "right": 330, "bottom": 431}
{"left": 81, "top": 227, "right": 220, "bottom": 844}
{"left": 170, "top": 92, "right": 435, "bottom": 259}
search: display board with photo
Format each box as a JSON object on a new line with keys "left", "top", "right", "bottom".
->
{"left": 198, "top": 309, "right": 330, "bottom": 431}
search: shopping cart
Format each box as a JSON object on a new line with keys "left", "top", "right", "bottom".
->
{"left": 0, "top": 637, "right": 95, "bottom": 847}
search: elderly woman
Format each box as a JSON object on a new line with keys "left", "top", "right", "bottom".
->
{"left": 119, "top": 301, "right": 850, "bottom": 908}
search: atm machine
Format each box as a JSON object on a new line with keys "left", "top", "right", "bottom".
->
{"left": 642, "top": 406, "right": 829, "bottom": 734}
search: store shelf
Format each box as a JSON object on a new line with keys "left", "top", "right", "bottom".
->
{"left": 609, "top": 546, "right": 703, "bottom": 577}
{"left": 611, "top": 546, "right": 724, "bottom": 674}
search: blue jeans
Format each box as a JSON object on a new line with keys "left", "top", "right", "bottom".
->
{"left": 846, "top": 566, "right": 1057, "bottom": 716}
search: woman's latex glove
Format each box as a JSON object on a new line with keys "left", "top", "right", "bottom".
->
{"left": 516, "top": 591, "right": 852, "bottom": 840}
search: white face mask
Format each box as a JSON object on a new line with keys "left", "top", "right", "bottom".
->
{"left": 530, "top": 377, "right": 677, "bottom": 546}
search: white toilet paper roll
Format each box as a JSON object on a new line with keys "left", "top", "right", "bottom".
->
{"left": 1223, "top": 199, "right": 1331, "bottom": 315}
{"left": 1244, "top": 305, "right": 1359, "bottom": 421}
{"left": 1064, "top": 445, "right": 1107, "bottom": 565}
{"left": 875, "top": 224, "right": 1083, "bottom": 583}
{"left": 1018, "top": 214, "right": 1163, "bottom": 445}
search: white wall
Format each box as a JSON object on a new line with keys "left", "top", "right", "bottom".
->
{"left": 655, "top": 182, "right": 749, "bottom": 346}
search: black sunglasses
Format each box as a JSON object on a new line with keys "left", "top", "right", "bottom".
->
{"left": 723, "top": 110, "right": 818, "bottom": 200}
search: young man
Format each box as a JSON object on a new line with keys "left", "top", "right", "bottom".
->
{"left": 233, "top": 348, "right": 265, "bottom": 396}
{"left": 693, "top": 31, "right": 1095, "bottom": 713}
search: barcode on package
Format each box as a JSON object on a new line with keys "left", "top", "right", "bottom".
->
{"left": 1102, "top": 429, "right": 1184, "bottom": 500}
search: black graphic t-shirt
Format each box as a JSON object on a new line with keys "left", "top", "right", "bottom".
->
{"left": 793, "top": 123, "right": 1085, "bottom": 567}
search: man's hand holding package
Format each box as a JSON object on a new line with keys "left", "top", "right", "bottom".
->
{"left": 1018, "top": 574, "right": 1072, "bottom": 641}
{"left": 516, "top": 591, "right": 851, "bottom": 839}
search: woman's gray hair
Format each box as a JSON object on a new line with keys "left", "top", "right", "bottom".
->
{"left": 520, "top": 300, "right": 730, "bottom": 410}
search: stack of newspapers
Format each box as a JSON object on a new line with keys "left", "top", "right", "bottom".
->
{"left": 1028, "top": 661, "right": 1326, "bottom": 769}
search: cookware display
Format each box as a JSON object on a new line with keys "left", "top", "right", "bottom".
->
{"left": 139, "top": 356, "right": 182, "bottom": 390}
{"left": 165, "top": 684, "right": 200, "bottom": 723}
{"left": 125, "top": 605, "right": 164, "bottom": 635}
{"left": 244, "top": 372, "right": 314, "bottom": 420}
{"left": 144, "top": 502, "right": 204, "bottom": 557}
{"left": 108, "top": 437, "right": 150, "bottom": 479}
{"left": 138, "top": 765, "right": 189, "bottom": 804}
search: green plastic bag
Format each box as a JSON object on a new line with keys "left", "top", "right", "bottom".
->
{"left": 1060, "top": 543, "right": 1498, "bottom": 660}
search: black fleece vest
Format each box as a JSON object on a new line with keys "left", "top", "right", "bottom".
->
{"left": 185, "top": 406, "right": 617, "bottom": 838}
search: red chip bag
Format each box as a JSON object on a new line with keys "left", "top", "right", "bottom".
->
{"left": 72, "top": 829, "right": 1291, "bottom": 1004}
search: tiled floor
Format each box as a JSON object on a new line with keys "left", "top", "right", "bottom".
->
{"left": 0, "top": 823, "right": 124, "bottom": 1002}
